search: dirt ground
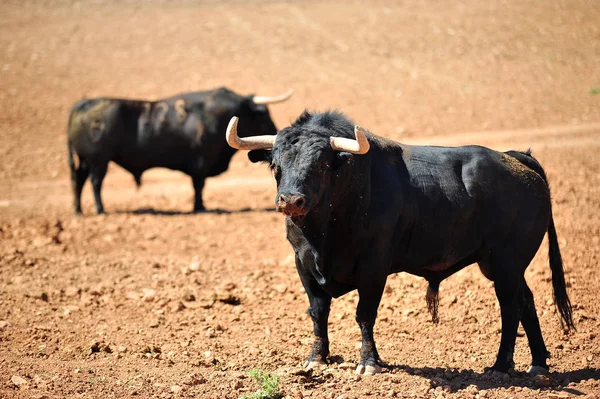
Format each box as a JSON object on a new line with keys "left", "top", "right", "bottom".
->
{"left": 1, "top": 0, "right": 599, "bottom": 398}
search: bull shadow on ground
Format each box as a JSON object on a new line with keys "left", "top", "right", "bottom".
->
{"left": 115, "top": 207, "right": 276, "bottom": 216}
{"left": 387, "top": 364, "right": 600, "bottom": 394}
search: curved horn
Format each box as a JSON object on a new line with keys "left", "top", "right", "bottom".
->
{"left": 252, "top": 89, "right": 294, "bottom": 105}
{"left": 225, "top": 116, "right": 276, "bottom": 150}
{"left": 330, "top": 125, "right": 370, "bottom": 155}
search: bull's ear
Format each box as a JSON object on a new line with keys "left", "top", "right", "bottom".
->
{"left": 333, "top": 152, "right": 353, "bottom": 169}
{"left": 248, "top": 149, "right": 272, "bottom": 163}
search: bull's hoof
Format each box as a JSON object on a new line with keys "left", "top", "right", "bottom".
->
{"left": 355, "top": 363, "right": 382, "bottom": 375}
{"left": 527, "top": 365, "right": 549, "bottom": 376}
{"left": 303, "top": 359, "right": 326, "bottom": 370}
{"left": 483, "top": 368, "right": 511, "bottom": 380}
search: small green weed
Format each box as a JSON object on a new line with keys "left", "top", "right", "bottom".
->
{"left": 590, "top": 88, "right": 600, "bottom": 96}
{"left": 240, "top": 369, "right": 282, "bottom": 399}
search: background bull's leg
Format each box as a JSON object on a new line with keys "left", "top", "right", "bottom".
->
{"left": 192, "top": 175, "right": 206, "bottom": 212}
{"left": 520, "top": 278, "right": 550, "bottom": 374}
{"left": 90, "top": 163, "right": 108, "bottom": 214}
{"left": 488, "top": 269, "right": 522, "bottom": 374}
{"left": 71, "top": 161, "right": 89, "bottom": 214}
{"left": 296, "top": 256, "right": 331, "bottom": 369}
{"left": 355, "top": 278, "right": 387, "bottom": 375}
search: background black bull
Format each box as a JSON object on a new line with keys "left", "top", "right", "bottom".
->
{"left": 227, "top": 111, "right": 574, "bottom": 376}
{"left": 67, "top": 87, "right": 292, "bottom": 214}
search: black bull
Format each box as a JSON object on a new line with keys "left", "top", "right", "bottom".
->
{"left": 67, "top": 87, "right": 292, "bottom": 214}
{"left": 227, "top": 110, "right": 574, "bottom": 376}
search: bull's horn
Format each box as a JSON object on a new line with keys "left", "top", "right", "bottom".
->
{"left": 330, "top": 125, "right": 370, "bottom": 155}
{"left": 252, "top": 89, "right": 294, "bottom": 105}
{"left": 226, "top": 116, "right": 276, "bottom": 150}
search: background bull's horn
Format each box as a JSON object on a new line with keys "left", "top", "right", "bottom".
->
{"left": 225, "top": 116, "right": 277, "bottom": 150}
{"left": 330, "top": 125, "right": 370, "bottom": 155}
{"left": 252, "top": 89, "right": 294, "bottom": 105}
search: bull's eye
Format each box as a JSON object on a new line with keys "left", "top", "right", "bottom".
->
{"left": 271, "top": 165, "right": 281, "bottom": 181}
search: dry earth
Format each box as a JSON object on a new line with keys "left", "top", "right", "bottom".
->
{"left": 1, "top": 1, "right": 599, "bottom": 398}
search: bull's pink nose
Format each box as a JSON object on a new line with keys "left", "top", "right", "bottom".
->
{"left": 277, "top": 194, "right": 307, "bottom": 215}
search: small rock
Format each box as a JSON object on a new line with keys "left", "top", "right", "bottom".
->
{"left": 0, "top": 320, "right": 10, "bottom": 329}
{"left": 182, "top": 292, "right": 195, "bottom": 302}
{"left": 170, "top": 301, "right": 186, "bottom": 312}
{"left": 171, "top": 385, "right": 182, "bottom": 393}
{"left": 64, "top": 286, "right": 80, "bottom": 297}
{"left": 11, "top": 375, "right": 28, "bottom": 388}
{"left": 89, "top": 285, "right": 103, "bottom": 296}
{"left": 118, "top": 345, "right": 127, "bottom": 353}
{"left": 40, "top": 292, "right": 49, "bottom": 302}
{"left": 273, "top": 283, "right": 287, "bottom": 294}
{"left": 142, "top": 289, "right": 156, "bottom": 302}
{"left": 336, "top": 394, "right": 349, "bottom": 399}
{"left": 185, "top": 374, "right": 206, "bottom": 385}
{"left": 149, "top": 318, "right": 161, "bottom": 328}
{"left": 89, "top": 341, "right": 101, "bottom": 354}
{"left": 189, "top": 261, "right": 200, "bottom": 272}
{"left": 338, "top": 362, "right": 356, "bottom": 370}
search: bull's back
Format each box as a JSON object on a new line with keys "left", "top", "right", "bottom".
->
{"left": 391, "top": 145, "right": 550, "bottom": 270}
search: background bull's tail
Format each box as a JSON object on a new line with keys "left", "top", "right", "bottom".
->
{"left": 505, "top": 150, "right": 575, "bottom": 331}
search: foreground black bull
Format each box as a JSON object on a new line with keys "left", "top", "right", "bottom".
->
{"left": 67, "top": 88, "right": 293, "bottom": 214}
{"left": 226, "top": 111, "right": 574, "bottom": 376}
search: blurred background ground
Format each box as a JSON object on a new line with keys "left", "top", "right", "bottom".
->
{"left": 0, "top": 0, "right": 599, "bottom": 398}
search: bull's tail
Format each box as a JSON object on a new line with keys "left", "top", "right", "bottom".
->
{"left": 547, "top": 213, "right": 575, "bottom": 331}
{"left": 505, "top": 150, "right": 575, "bottom": 331}
{"left": 426, "top": 281, "right": 440, "bottom": 324}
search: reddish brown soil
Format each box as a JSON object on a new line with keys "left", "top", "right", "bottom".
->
{"left": 1, "top": 1, "right": 599, "bottom": 398}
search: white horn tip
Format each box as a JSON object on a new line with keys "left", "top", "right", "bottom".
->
{"left": 226, "top": 116, "right": 239, "bottom": 145}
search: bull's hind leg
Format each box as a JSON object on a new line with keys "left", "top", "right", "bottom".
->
{"left": 71, "top": 161, "right": 89, "bottom": 214}
{"left": 90, "top": 163, "right": 108, "bottom": 214}
{"left": 520, "top": 278, "right": 550, "bottom": 375}
{"left": 296, "top": 256, "right": 332, "bottom": 369}
{"left": 487, "top": 265, "right": 523, "bottom": 374}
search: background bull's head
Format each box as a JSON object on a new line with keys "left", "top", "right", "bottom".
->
{"left": 211, "top": 89, "right": 294, "bottom": 141}
{"left": 226, "top": 111, "right": 370, "bottom": 219}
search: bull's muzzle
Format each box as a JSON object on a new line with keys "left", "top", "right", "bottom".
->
{"left": 277, "top": 194, "right": 308, "bottom": 216}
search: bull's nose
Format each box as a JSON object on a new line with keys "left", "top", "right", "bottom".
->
{"left": 277, "top": 194, "right": 307, "bottom": 215}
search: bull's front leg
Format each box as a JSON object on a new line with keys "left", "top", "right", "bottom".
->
{"left": 191, "top": 175, "right": 206, "bottom": 212}
{"left": 355, "top": 251, "right": 389, "bottom": 375}
{"left": 296, "top": 256, "right": 332, "bottom": 369}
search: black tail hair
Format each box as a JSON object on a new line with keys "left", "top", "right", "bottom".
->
{"left": 426, "top": 281, "right": 440, "bottom": 324}
{"left": 505, "top": 150, "right": 575, "bottom": 331}
{"left": 547, "top": 214, "right": 575, "bottom": 331}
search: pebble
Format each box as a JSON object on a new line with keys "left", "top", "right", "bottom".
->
{"left": 118, "top": 345, "right": 127, "bottom": 353}
{"left": 189, "top": 261, "right": 200, "bottom": 272}
{"left": 11, "top": 375, "right": 28, "bottom": 387}
{"left": 142, "top": 289, "right": 156, "bottom": 302}
{"left": 170, "top": 385, "right": 182, "bottom": 393}
{"left": 0, "top": 320, "right": 10, "bottom": 329}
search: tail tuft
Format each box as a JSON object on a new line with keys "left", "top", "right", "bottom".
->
{"left": 426, "top": 281, "right": 440, "bottom": 324}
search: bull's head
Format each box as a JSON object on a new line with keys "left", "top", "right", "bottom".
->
{"left": 226, "top": 115, "right": 370, "bottom": 218}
